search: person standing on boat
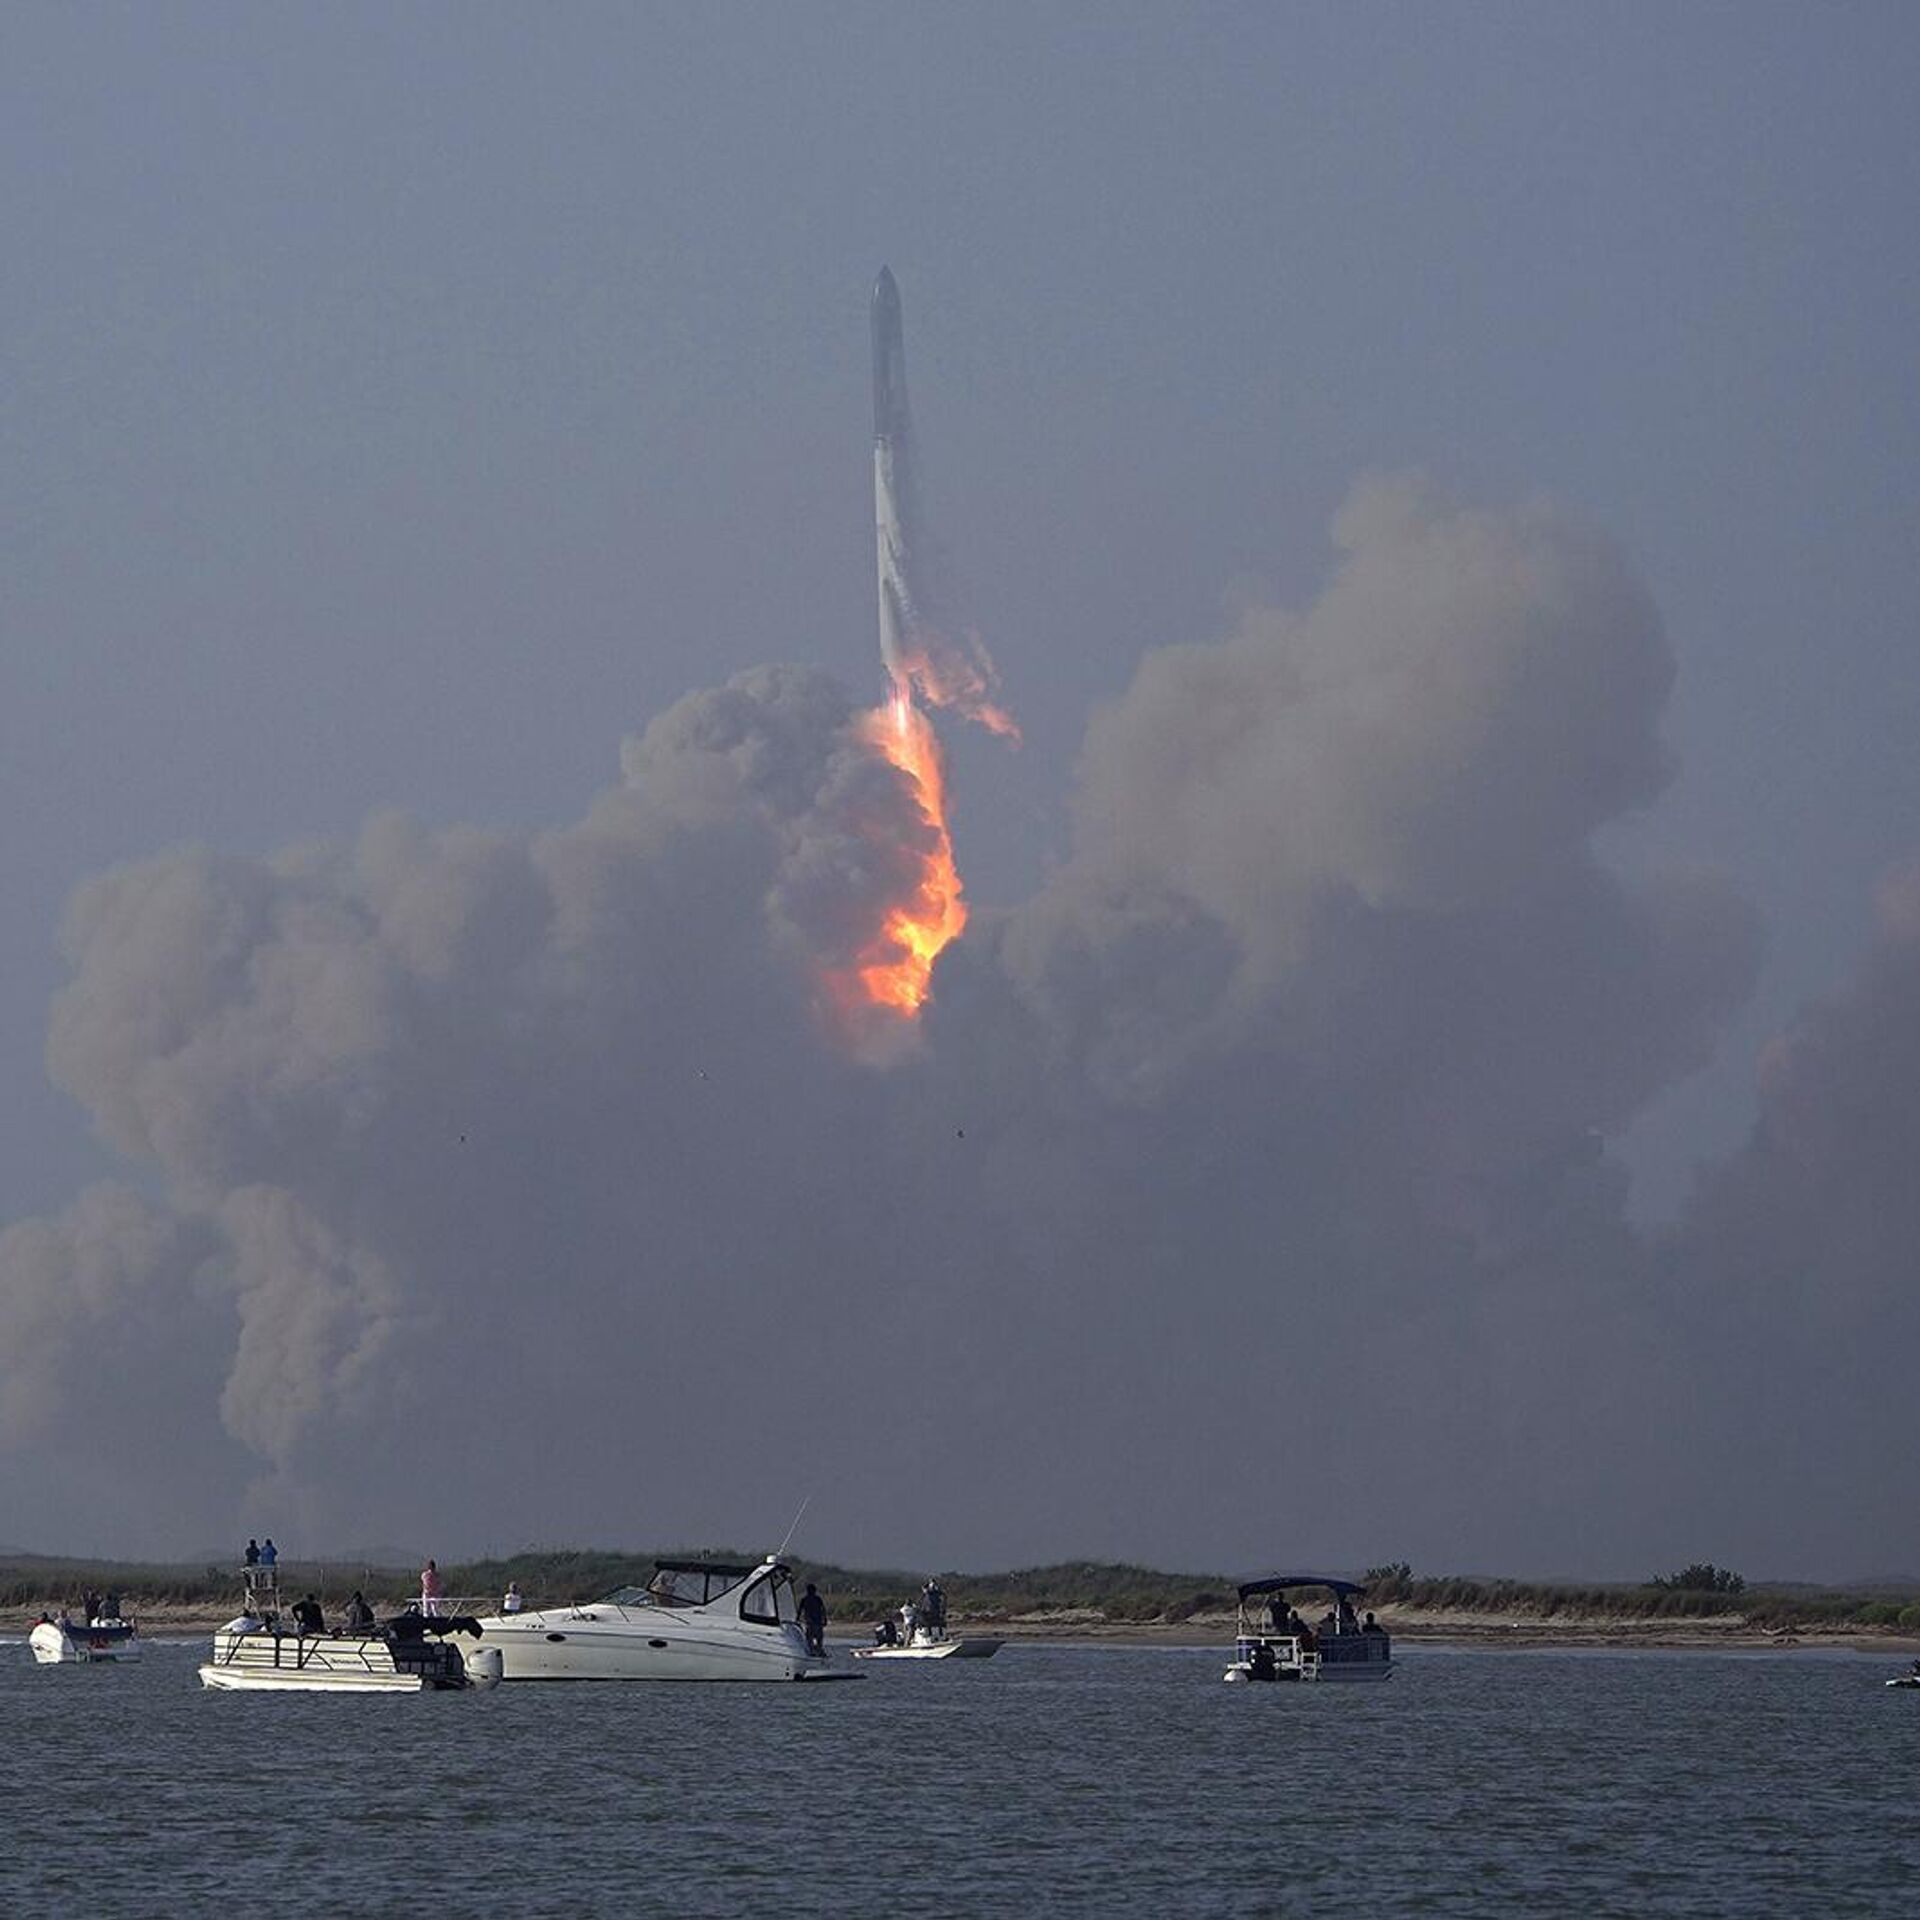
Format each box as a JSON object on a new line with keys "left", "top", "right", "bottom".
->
{"left": 244, "top": 1539, "right": 260, "bottom": 1567}
{"left": 923, "top": 1579, "right": 947, "bottom": 1637}
{"left": 421, "top": 1558, "right": 445, "bottom": 1617}
{"left": 502, "top": 1581, "right": 524, "bottom": 1614}
{"left": 259, "top": 1538, "right": 278, "bottom": 1568}
{"left": 798, "top": 1583, "right": 827, "bottom": 1657}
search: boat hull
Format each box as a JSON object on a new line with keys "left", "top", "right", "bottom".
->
{"left": 853, "top": 1636, "right": 1005, "bottom": 1661}
{"left": 475, "top": 1608, "right": 832, "bottom": 1682}
{"left": 1225, "top": 1629, "right": 1394, "bottom": 1683}
{"left": 200, "top": 1664, "right": 431, "bottom": 1692}
{"left": 1224, "top": 1659, "right": 1394, "bottom": 1682}
{"left": 30, "top": 1622, "right": 140, "bottom": 1664}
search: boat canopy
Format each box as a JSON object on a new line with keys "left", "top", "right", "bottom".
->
{"left": 1236, "top": 1575, "right": 1367, "bottom": 1601}
{"left": 606, "top": 1560, "right": 762, "bottom": 1609}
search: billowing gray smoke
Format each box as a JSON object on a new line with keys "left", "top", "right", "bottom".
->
{"left": 5, "top": 477, "right": 1891, "bottom": 1576}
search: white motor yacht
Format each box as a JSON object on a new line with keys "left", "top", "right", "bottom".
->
{"left": 474, "top": 1556, "right": 855, "bottom": 1681}
{"left": 198, "top": 1567, "right": 501, "bottom": 1694}
{"left": 30, "top": 1612, "right": 141, "bottom": 1665}
{"left": 1222, "top": 1575, "right": 1393, "bottom": 1683}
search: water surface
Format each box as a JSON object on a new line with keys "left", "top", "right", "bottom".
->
{"left": 5, "top": 1639, "right": 1917, "bottom": 1914}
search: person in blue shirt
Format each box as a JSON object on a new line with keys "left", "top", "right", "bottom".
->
{"left": 260, "top": 1538, "right": 278, "bottom": 1567}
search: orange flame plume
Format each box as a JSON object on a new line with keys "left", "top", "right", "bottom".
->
{"left": 835, "top": 688, "right": 968, "bottom": 1022}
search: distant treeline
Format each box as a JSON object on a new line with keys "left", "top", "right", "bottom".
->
{"left": 6, "top": 1551, "right": 1920, "bottom": 1632}
{"left": 1357, "top": 1567, "right": 1920, "bottom": 1631}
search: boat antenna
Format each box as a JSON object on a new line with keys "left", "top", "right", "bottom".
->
{"left": 773, "top": 1495, "right": 811, "bottom": 1561}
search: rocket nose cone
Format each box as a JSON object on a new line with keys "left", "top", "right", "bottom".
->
{"left": 873, "top": 266, "right": 900, "bottom": 323}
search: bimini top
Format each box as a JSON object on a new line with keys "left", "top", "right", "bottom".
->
{"left": 604, "top": 1559, "right": 784, "bottom": 1609}
{"left": 1236, "top": 1575, "right": 1367, "bottom": 1601}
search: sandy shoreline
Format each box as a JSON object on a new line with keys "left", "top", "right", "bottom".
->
{"left": 981, "top": 1619, "right": 1920, "bottom": 1654}
{"left": 83, "top": 1602, "right": 1920, "bottom": 1655}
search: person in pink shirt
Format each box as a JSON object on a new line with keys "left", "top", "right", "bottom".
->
{"left": 420, "top": 1557, "right": 445, "bottom": 1617}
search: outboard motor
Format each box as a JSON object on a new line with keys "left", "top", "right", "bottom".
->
{"left": 463, "top": 1645, "right": 504, "bottom": 1690}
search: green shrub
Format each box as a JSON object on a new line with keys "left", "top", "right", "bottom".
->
{"left": 1649, "top": 1563, "right": 1745, "bottom": 1596}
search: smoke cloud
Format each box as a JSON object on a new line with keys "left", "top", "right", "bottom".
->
{"left": 6, "top": 477, "right": 1902, "bottom": 1577}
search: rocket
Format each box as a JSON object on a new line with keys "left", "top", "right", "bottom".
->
{"left": 873, "top": 265, "right": 916, "bottom": 695}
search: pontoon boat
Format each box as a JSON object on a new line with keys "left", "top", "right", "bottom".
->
{"left": 1223, "top": 1575, "right": 1392, "bottom": 1683}
{"left": 198, "top": 1566, "right": 501, "bottom": 1693}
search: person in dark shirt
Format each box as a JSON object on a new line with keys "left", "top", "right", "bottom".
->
{"left": 798, "top": 1583, "right": 827, "bottom": 1657}
{"left": 292, "top": 1594, "right": 325, "bottom": 1635}
{"left": 244, "top": 1539, "right": 260, "bottom": 1567}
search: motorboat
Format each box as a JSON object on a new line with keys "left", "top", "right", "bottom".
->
{"left": 198, "top": 1567, "right": 501, "bottom": 1693}
{"left": 852, "top": 1624, "right": 1003, "bottom": 1661}
{"left": 29, "top": 1611, "right": 141, "bottom": 1665}
{"left": 1222, "top": 1575, "right": 1393, "bottom": 1683}
{"left": 473, "top": 1556, "right": 856, "bottom": 1681}
{"left": 1886, "top": 1660, "right": 1920, "bottom": 1689}
{"left": 852, "top": 1589, "right": 1003, "bottom": 1660}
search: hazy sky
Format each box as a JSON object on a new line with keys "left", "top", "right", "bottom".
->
{"left": 3, "top": 4, "right": 1917, "bottom": 1578}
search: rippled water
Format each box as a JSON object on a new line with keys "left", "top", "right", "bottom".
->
{"left": 5, "top": 1638, "right": 1919, "bottom": 1914}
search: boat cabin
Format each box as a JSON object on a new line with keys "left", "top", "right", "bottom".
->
{"left": 603, "top": 1558, "right": 799, "bottom": 1626}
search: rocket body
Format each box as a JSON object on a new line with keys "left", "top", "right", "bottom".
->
{"left": 873, "top": 266, "right": 915, "bottom": 693}
{"left": 872, "top": 265, "right": 910, "bottom": 447}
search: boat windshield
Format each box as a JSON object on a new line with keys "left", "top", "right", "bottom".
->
{"left": 738, "top": 1566, "right": 797, "bottom": 1627}
{"left": 604, "top": 1563, "right": 754, "bottom": 1609}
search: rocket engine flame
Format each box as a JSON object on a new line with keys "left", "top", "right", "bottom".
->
{"left": 823, "top": 688, "right": 968, "bottom": 1036}
{"left": 830, "top": 266, "right": 1014, "bottom": 1039}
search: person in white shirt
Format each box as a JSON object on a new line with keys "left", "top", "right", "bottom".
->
{"left": 502, "top": 1581, "right": 524, "bottom": 1615}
